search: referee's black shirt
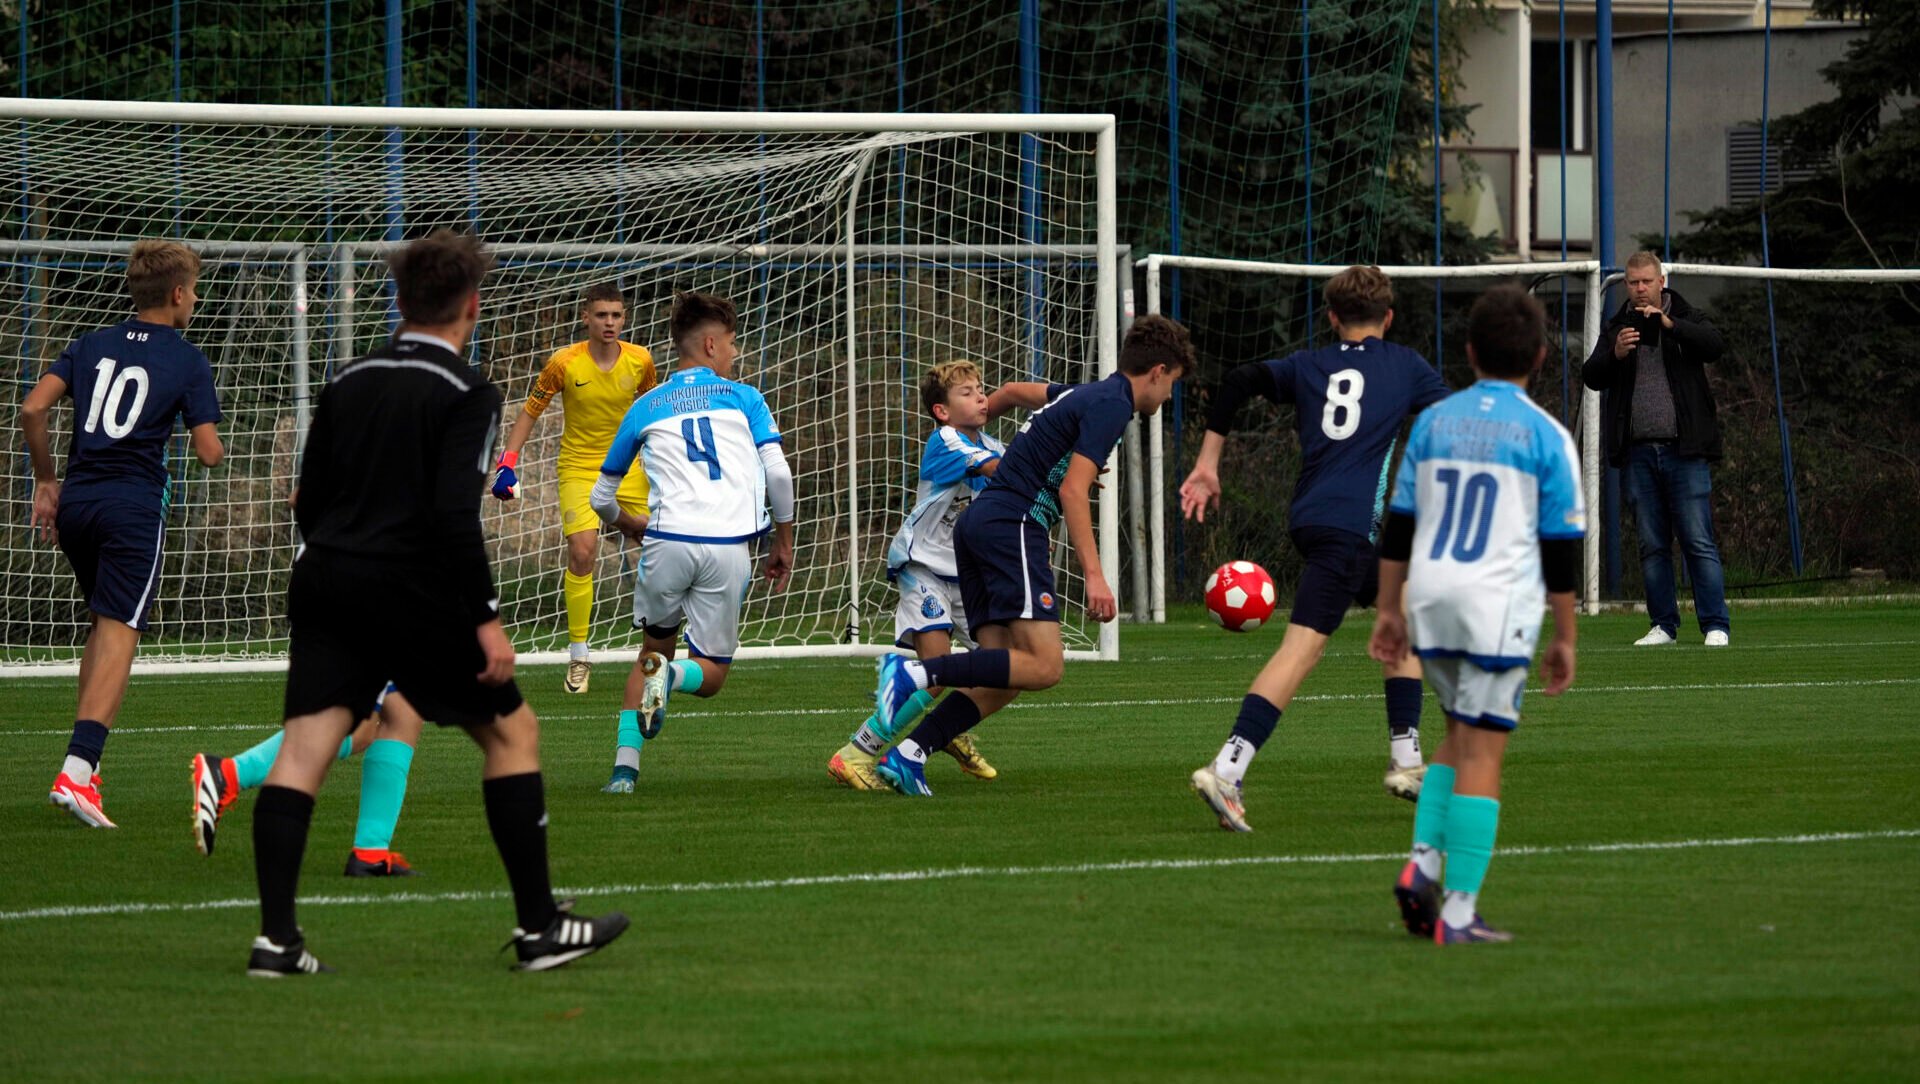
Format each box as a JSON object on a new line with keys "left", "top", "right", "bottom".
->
{"left": 294, "top": 333, "right": 503, "bottom": 625}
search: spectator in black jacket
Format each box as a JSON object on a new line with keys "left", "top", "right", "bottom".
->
{"left": 1581, "top": 251, "right": 1730, "bottom": 647}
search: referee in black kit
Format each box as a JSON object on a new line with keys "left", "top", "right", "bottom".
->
{"left": 245, "top": 230, "right": 628, "bottom": 977}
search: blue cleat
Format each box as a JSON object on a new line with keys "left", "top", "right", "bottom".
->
{"left": 875, "top": 748, "right": 933, "bottom": 797}
{"left": 601, "top": 766, "right": 638, "bottom": 794}
{"left": 1393, "top": 859, "right": 1442, "bottom": 937}
{"left": 873, "top": 654, "right": 920, "bottom": 737}
{"left": 1434, "top": 912, "right": 1513, "bottom": 945}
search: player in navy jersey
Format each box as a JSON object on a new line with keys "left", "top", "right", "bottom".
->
{"left": 1370, "top": 286, "right": 1581, "bottom": 944}
{"left": 868, "top": 315, "right": 1193, "bottom": 797}
{"left": 21, "top": 240, "right": 224, "bottom": 828}
{"left": 1182, "top": 266, "right": 1451, "bottom": 832}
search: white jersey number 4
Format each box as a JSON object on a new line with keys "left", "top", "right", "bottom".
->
{"left": 1321, "top": 368, "right": 1364, "bottom": 441}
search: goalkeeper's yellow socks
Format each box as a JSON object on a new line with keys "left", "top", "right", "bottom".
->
{"left": 563, "top": 570, "right": 594, "bottom": 646}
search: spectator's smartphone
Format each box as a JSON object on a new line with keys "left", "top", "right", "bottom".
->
{"left": 1628, "top": 309, "right": 1663, "bottom": 345}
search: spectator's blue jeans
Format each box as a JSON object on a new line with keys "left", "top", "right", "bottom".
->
{"left": 1626, "top": 442, "right": 1730, "bottom": 636}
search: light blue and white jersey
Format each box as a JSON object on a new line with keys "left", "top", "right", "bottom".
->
{"left": 1390, "top": 380, "right": 1585, "bottom": 669}
{"left": 600, "top": 365, "right": 782, "bottom": 543}
{"left": 886, "top": 426, "right": 1006, "bottom": 581}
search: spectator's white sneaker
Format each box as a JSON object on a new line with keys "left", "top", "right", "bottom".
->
{"left": 1633, "top": 627, "right": 1676, "bottom": 646}
{"left": 1704, "top": 630, "right": 1730, "bottom": 647}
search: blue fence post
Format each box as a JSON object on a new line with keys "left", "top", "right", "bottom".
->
{"left": 1757, "top": 0, "right": 1803, "bottom": 574}
{"left": 1662, "top": 0, "right": 1673, "bottom": 261}
{"left": 1597, "top": 0, "right": 1621, "bottom": 596}
{"left": 1431, "top": 0, "right": 1443, "bottom": 368}
{"left": 1558, "top": 0, "right": 1570, "bottom": 421}
{"left": 1165, "top": 0, "right": 1185, "bottom": 586}
{"left": 1300, "top": 0, "right": 1315, "bottom": 341}
{"left": 17, "top": 1, "right": 33, "bottom": 500}
{"left": 468, "top": 0, "right": 480, "bottom": 236}
{"left": 384, "top": 0, "right": 404, "bottom": 331}
{"left": 1019, "top": 0, "right": 1043, "bottom": 379}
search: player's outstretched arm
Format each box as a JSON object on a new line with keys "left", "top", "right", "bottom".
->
{"left": 1178, "top": 430, "right": 1227, "bottom": 523}
{"left": 1061, "top": 453, "right": 1116, "bottom": 622}
{"left": 20, "top": 372, "right": 67, "bottom": 544}
{"left": 985, "top": 382, "right": 1051, "bottom": 419}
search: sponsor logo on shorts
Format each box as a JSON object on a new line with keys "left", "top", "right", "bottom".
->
{"left": 921, "top": 594, "right": 946, "bottom": 619}
{"left": 1038, "top": 591, "right": 1055, "bottom": 610}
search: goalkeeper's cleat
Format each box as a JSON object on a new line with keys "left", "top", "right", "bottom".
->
{"left": 1189, "top": 764, "right": 1251, "bottom": 833}
{"left": 873, "top": 654, "right": 920, "bottom": 737}
{"left": 828, "top": 744, "right": 887, "bottom": 791}
{"left": 875, "top": 748, "right": 933, "bottom": 797}
{"left": 637, "top": 651, "right": 670, "bottom": 740}
{"left": 502, "top": 901, "right": 630, "bottom": 972}
{"left": 601, "top": 766, "right": 638, "bottom": 794}
{"left": 1383, "top": 762, "right": 1426, "bottom": 803}
{"left": 943, "top": 733, "right": 998, "bottom": 780}
{"left": 191, "top": 753, "right": 240, "bottom": 855}
{"left": 1435, "top": 913, "right": 1514, "bottom": 945}
{"left": 1393, "top": 859, "right": 1442, "bottom": 938}
{"left": 1633, "top": 626, "right": 1676, "bottom": 646}
{"left": 344, "top": 848, "right": 418, "bottom": 877}
{"left": 564, "top": 657, "right": 592, "bottom": 695}
{"left": 50, "top": 771, "right": 116, "bottom": 829}
{"left": 247, "top": 932, "right": 334, "bottom": 977}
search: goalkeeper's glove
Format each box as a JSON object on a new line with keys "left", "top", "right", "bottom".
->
{"left": 491, "top": 451, "right": 520, "bottom": 501}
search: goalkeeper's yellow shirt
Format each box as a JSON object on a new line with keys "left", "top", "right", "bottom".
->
{"left": 522, "top": 340, "right": 659, "bottom": 475}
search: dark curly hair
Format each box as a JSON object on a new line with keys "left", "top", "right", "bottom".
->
{"left": 1119, "top": 313, "right": 1196, "bottom": 376}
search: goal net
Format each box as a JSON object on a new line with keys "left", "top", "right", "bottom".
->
{"left": 0, "top": 101, "right": 1119, "bottom": 672}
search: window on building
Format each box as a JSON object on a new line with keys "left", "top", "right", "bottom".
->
{"left": 1726, "top": 126, "right": 1826, "bottom": 204}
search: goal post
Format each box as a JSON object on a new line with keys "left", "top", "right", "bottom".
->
{"left": 1143, "top": 255, "right": 1606, "bottom": 616}
{"left": 0, "top": 99, "right": 1121, "bottom": 674}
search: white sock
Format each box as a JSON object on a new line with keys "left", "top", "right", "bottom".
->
{"left": 614, "top": 746, "right": 640, "bottom": 771}
{"left": 902, "top": 660, "right": 931, "bottom": 689}
{"left": 61, "top": 754, "right": 94, "bottom": 782}
{"left": 569, "top": 641, "right": 591, "bottom": 662}
{"left": 1211, "top": 736, "right": 1256, "bottom": 785}
{"left": 1412, "top": 843, "right": 1442, "bottom": 882}
{"left": 1441, "top": 890, "right": 1478, "bottom": 928}
{"left": 1390, "top": 732, "right": 1422, "bottom": 770}
{"left": 896, "top": 739, "right": 928, "bottom": 764}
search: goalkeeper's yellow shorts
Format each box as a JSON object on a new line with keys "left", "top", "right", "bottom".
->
{"left": 556, "top": 469, "right": 648, "bottom": 537}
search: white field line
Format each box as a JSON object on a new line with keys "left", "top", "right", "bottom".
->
{"left": 1, "top": 828, "right": 1912, "bottom": 925}
{"left": 5, "top": 675, "right": 1918, "bottom": 737}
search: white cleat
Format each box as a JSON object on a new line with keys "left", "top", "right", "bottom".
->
{"left": 1383, "top": 762, "right": 1426, "bottom": 802}
{"left": 1633, "top": 627, "right": 1676, "bottom": 646}
{"left": 637, "top": 651, "right": 669, "bottom": 739}
{"left": 1190, "top": 764, "right": 1252, "bottom": 833}
{"left": 1704, "top": 630, "right": 1729, "bottom": 647}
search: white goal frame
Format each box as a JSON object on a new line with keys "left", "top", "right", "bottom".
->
{"left": 0, "top": 99, "right": 1122, "bottom": 674}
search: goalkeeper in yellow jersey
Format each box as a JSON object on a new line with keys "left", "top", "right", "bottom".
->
{"left": 492, "top": 283, "right": 659, "bottom": 693}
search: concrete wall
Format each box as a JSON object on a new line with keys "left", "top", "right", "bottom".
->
{"left": 1608, "top": 26, "right": 1857, "bottom": 267}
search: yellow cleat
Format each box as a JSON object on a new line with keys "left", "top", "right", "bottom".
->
{"left": 943, "top": 733, "right": 997, "bottom": 780}
{"left": 828, "top": 744, "right": 887, "bottom": 791}
{"left": 564, "top": 658, "right": 592, "bottom": 694}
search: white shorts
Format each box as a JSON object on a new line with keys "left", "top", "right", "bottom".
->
{"left": 630, "top": 537, "right": 753, "bottom": 663}
{"left": 1418, "top": 654, "right": 1528, "bottom": 731}
{"left": 892, "top": 563, "right": 973, "bottom": 651}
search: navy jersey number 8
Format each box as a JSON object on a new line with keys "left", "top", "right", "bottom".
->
{"left": 1429, "top": 467, "right": 1499, "bottom": 562}
{"left": 682, "top": 416, "right": 723, "bottom": 480}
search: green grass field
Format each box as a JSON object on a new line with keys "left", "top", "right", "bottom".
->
{"left": 4, "top": 604, "right": 1918, "bottom": 1082}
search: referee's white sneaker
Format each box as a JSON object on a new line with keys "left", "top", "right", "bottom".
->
{"left": 1704, "top": 629, "right": 1730, "bottom": 647}
{"left": 1633, "top": 627, "right": 1676, "bottom": 646}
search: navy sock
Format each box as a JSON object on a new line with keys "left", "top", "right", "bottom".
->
{"left": 253, "top": 785, "right": 315, "bottom": 944}
{"left": 66, "top": 719, "right": 108, "bottom": 771}
{"left": 1230, "top": 694, "right": 1282, "bottom": 750}
{"left": 922, "top": 650, "right": 1012, "bottom": 690}
{"left": 1384, "top": 677, "right": 1423, "bottom": 740}
{"left": 904, "top": 692, "right": 985, "bottom": 755}
{"left": 483, "top": 772, "right": 560, "bottom": 934}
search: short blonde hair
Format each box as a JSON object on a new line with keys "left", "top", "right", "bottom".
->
{"left": 1625, "top": 250, "right": 1664, "bottom": 274}
{"left": 920, "top": 360, "right": 984, "bottom": 420}
{"left": 126, "top": 240, "right": 201, "bottom": 310}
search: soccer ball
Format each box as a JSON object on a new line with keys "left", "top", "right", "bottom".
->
{"left": 1204, "top": 561, "right": 1277, "bottom": 632}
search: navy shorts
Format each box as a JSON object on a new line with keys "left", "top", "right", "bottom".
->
{"left": 953, "top": 506, "right": 1061, "bottom": 637}
{"left": 1287, "top": 525, "right": 1378, "bottom": 635}
{"left": 284, "top": 551, "right": 525, "bottom": 729}
{"left": 57, "top": 497, "right": 167, "bottom": 631}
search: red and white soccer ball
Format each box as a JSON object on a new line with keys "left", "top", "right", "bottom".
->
{"left": 1205, "top": 561, "right": 1277, "bottom": 632}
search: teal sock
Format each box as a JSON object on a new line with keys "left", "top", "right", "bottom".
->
{"left": 875, "top": 689, "right": 938, "bottom": 744}
{"left": 669, "top": 659, "right": 703, "bottom": 695}
{"left": 351, "top": 739, "right": 414, "bottom": 852}
{"left": 337, "top": 736, "right": 355, "bottom": 761}
{"left": 1442, "top": 794, "right": 1501, "bottom": 895}
{"left": 232, "top": 731, "right": 284, "bottom": 791}
{"left": 615, "top": 709, "right": 644, "bottom": 771}
{"left": 1412, "top": 763, "right": 1456, "bottom": 852}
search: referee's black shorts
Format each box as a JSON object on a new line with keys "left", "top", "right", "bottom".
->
{"left": 284, "top": 551, "right": 524, "bottom": 728}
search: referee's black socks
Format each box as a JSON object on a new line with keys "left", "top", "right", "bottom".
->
{"left": 253, "top": 785, "right": 315, "bottom": 944}
{"left": 483, "top": 772, "right": 561, "bottom": 934}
